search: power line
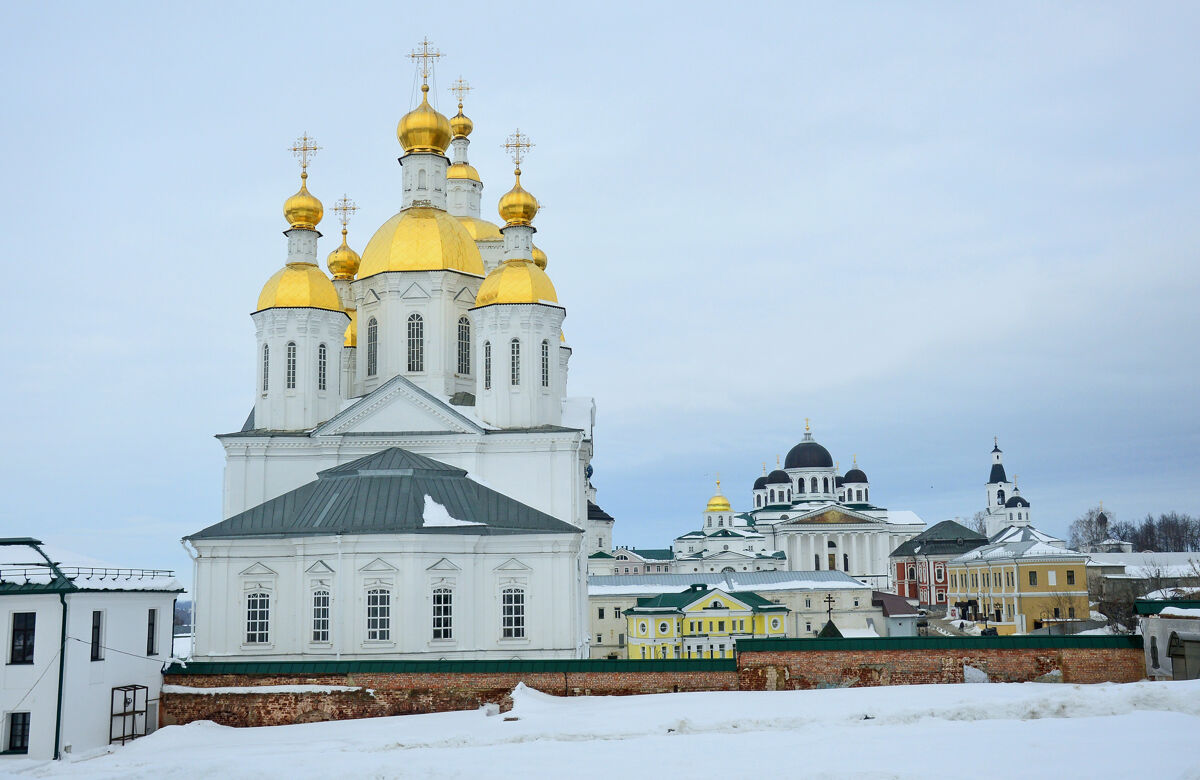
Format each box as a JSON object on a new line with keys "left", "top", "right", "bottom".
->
{"left": 66, "top": 636, "right": 172, "bottom": 665}
{"left": 8, "top": 648, "right": 60, "bottom": 711}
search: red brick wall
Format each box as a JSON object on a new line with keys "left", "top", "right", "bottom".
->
{"left": 161, "top": 669, "right": 738, "bottom": 728}
{"left": 737, "top": 647, "right": 1145, "bottom": 690}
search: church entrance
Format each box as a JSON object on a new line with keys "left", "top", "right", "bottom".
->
{"left": 827, "top": 553, "right": 837, "bottom": 571}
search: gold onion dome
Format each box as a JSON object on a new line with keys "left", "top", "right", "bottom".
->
{"left": 257, "top": 262, "right": 342, "bottom": 312}
{"left": 450, "top": 103, "right": 473, "bottom": 138}
{"left": 283, "top": 173, "right": 323, "bottom": 230}
{"left": 531, "top": 245, "right": 547, "bottom": 270}
{"left": 474, "top": 258, "right": 558, "bottom": 306}
{"left": 327, "top": 230, "right": 361, "bottom": 280}
{"left": 344, "top": 309, "right": 358, "bottom": 347}
{"left": 397, "top": 84, "right": 452, "bottom": 154}
{"left": 360, "top": 206, "right": 485, "bottom": 277}
{"left": 447, "top": 163, "right": 481, "bottom": 182}
{"left": 706, "top": 492, "right": 732, "bottom": 512}
{"left": 498, "top": 169, "right": 539, "bottom": 225}
{"left": 456, "top": 215, "right": 503, "bottom": 241}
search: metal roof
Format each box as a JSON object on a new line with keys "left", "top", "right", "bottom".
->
{"left": 890, "top": 519, "right": 988, "bottom": 557}
{"left": 188, "top": 447, "right": 580, "bottom": 540}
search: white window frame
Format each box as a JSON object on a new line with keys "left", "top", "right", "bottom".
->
{"left": 366, "top": 588, "right": 391, "bottom": 641}
{"left": 541, "top": 339, "right": 550, "bottom": 388}
{"left": 407, "top": 313, "right": 424, "bottom": 373}
{"left": 245, "top": 592, "right": 270, "bottom": 645}
{"left": 484, "top": 341, "right": 492, "bottom": 389}
{"left": 501, "top": 586, "right": 525, "bottom": 639}
{"left": 510, "top": 338, "right": 521, "bottom": 387}
{"left": 366, "top": 317, "right": 379, "bottom": 376}
{"left": 312, "top": 589, "right": 331, "bottom": 644}
{"left": 432, "top": 586, "right": 453, "bottom": 641}
{"left": 286, "top": 341, "right": 297, "bottom": 389}
{"left": 317, "top": 343, "right": 327, "bottom": 391}
{"left": 261, "top": 344, "right": 269, "bottom": 393}
{"left": 457, "top": 317, "right": 471, "bottom": 375}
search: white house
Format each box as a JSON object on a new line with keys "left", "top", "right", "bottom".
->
{"left": 0, "top": 539, "right": 180, "bottom": 761}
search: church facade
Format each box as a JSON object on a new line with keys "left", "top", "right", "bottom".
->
{"left": 187, "top": 49, "right": 600, "bottom": 660}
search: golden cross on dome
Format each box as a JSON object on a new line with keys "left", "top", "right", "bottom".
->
{"left": 409, "top": 37, "right": 443, "bottom": 84}
{"left": 449, "top": 76, "right": 472, "bottom": 106}
{"left": 715, "top": 474, "right": 721, "bottom": 492}
{"left": 333, "top": 194, "right": 358, "bottom": 230}
{"left": 504, "top": 129, "right": 533, "bottom": 167}
{"left": 805, "top": 418, "right": 811, "bottom": 432}
{"left": 290, "top": 133, "right": 320, "bottom": 176}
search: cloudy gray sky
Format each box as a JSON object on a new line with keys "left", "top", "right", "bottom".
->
{"left": 2, "top": 2, "right": 1197, "bottom": 587}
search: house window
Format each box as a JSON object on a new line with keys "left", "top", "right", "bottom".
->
{"left": 457, "top": 317, "right": 471, "bottom": 374}
{"left": 246, "top": 592, "right": 270, "bottom": 644}
{"left": 1053, "top": 607, "right": 1061, "bottom": 619}
{"left": 318, "top": 343, "right": 327, "bottom": 390}
{"left": 286, "top": 342, "right": 297, "bottom": 389}
{"left": 433, "top": 587, "right": 453, "bottom": 640}
{"left": 1028, "top": 571, "right": 1038, "bottom": 587}
{"left": 1066, "top": 570, "right": 1075, "bottom": 585}
{"left": 598, "top": 607, "right": 605, "bottom": 620}
{"left": 90, "top": 610, "right": 104, "bottom": 661}
{"left": 805, "top": 598, "right": 812, "bottom": 608}
{"left": 541, "top": 339, "right": 550, "bottom": 387}
{"left": 312, "top": 590, "right": 330, "bottom": 643}
{"left": 10, "top": 612, "right": 35, "bottom": 664}
{"left": 613, "top": 607, "right": 621, "bottom": 619}
{"left": 510, "top": 338, "right": 521, "bottom": 386}
{"left": 146, "top": 609, "right": 158, "bottom": 656}
{"left": 1068, "top": 607, "right": 1076, "bottom": 619}
{"left": 366, "top": 588, "right": 391, "bottom": 641}
{"left": 261, "top": 344, "right": 269, "bottom": 391}
{"left": 1048, "top": 570, "right": 1057, "bottom": 586}
{"left": 502, "top": 587, "right": 525, "bottom": 639}
{"left": 936, "top": 591, "right": 945, "bottom": 602}
{"left": 935, "top": 567, "right": 945, "bottom": 583}
{"left": 366, "top": 317, "right": 378, "bottom": 376}
{"left": 407, "top": 313, "right": 424, "bottom": 372}
{"left": 484, "top": 341, "right": 492, "bottom": 389}
{"left": 6, "top": 712, "right": 30, "bottom": 754}
{"left": 597, "top": 634, "right": 603, "bottom": 644}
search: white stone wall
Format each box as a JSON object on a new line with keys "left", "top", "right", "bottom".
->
{"left": 401, "top": 152, "right": 449, "bottom": 210}
{"left": 252, "top": 307, "right": 348, "bottom": 431}
{"left": 470, "top": 303, "right": 567, "bottom": 429}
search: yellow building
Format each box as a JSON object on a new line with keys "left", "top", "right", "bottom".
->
{"left": 625, "top": 583, "right": 789, "bottom": 659}
{"left": 946, "top": 530, "right": 1089, "bottom": 635}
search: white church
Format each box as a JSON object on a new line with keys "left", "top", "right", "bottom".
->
{"left": 186, "top": 48, "right": 608, "bottom": 660}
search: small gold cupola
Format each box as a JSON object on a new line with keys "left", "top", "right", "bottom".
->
{"left": 283, "top": 133, "right": 323, "bottom": 230}
{"left": 498, "top": 168, "right": 539, "bottom": 226}
{"left": 397, "top": 38, "right": 451, "bottom": 154}
{"left": 531, "top": 245, "right": 547, "bottom": 270}
{"left": 706, "top": 478, "right": 732, "bottom": 512}
{"left": 326, "top": 195, "right": 361, "bottom": 280}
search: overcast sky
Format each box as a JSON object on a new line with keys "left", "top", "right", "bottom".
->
{"left": 2, "top": 2, "right": 1197, "bottom": 588}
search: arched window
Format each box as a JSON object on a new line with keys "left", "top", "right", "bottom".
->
{"left": 541, "top": 339, "right": 550, "bottom": 387}
{"left": 769, "top": 489, "right": 775, "bottom": 502}
{"left": 501, "top": 586, "right": 525, "bottom": 638}
{"left": 407, "top": 313, "right": 424, "bottom": 372}
{"left": 317, "top": 343, "right": 327, "bottom": 391}
{"left": 245, "top": 592, "right": 270, "bottom": 644}
{"left": 997, "top": 489, "right": 1005, "bottom": 505}
{"left": 366, "top": 588, "right": 391, "bottom": 641}
{"left": 261, "top": 344, "right": 269, "bottom": 392}
{"left": 510, "top": 338, "right": 521, "bottom": 386}
{"left": 864, "top": 488, "right": 869, "bottom": 502}
{"left": 756, "top": 495, "right": 761, "bottom": 507}
{"left": 823, "top": 477, "right": 829, "bottom": 493}
{"left": 810, "top": 477, "right": 818, "bottom": 493}
{"left": 417, "top": 168, "right": 427, "bottom": 189}
{"left": 432, "top": 587, "right": 453, "bottom": 640}
{"left": 366, "top": 317, "right": 378, "bottom": 377}
{"left": 311, "top": 590, "right": 330, "bottom": 643}
{"left": 718, "top": 518, "right": 724, "bottom": 527}
{"left": 484, "top": 341, "right": 492, "bottom": 389}
{"left": 797, "top": 479, "right": 805, "bottom": 494}
{"left": 286, "top": 342, "right": 297, "bottom": 389}
{"left": 843, "top": 553, "right": 849, "bottom": 571}
{"left": 457, "top": 317, "right": 471, "bottom": 375}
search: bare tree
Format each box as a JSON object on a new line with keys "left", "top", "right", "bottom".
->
{"left": 969, "top": 510, "right": 988, "bottom": 536}
{"left": 1069, "top": 505, "right": 1111, "bottom": 550}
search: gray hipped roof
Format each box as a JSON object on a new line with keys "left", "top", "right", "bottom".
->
{"left": 188, "top": 448, "right": 580, "bottom": 540}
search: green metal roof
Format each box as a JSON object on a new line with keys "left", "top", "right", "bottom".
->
{"left": 188, "top": 447, "right": 580, "bottom": 540}
{"left": 627, "top": 585, "right": 788, "bottom": 614}
{"left": 735, "top": 634, "right": 1144, "bottom": 652}
{"left": 164, "top": 658, "right": 737, "bottom": 675}
{"left": 890, "top": 519, "right": 988, "bottom": 557}
{"left": 1135, "top": 599, "right": 1200, "bottom": 615}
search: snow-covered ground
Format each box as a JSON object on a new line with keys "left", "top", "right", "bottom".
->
{"left": 7, "top": 680, "right": 1200, "bottom": 779}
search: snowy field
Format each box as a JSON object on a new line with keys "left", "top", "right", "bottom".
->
{"left": 7, "top": 680, "right": 1200, "bottom": 780}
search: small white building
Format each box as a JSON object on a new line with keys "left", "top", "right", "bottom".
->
{"left": 0, "top": 539, "right": 181, "bottom": 761}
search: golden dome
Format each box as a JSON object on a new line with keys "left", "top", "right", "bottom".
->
{"left": 706, "top": 493, "right": 732, "bottom": 513}
{"left": 283, "top": 173, "right": 323, "bottom": 230}
{"left": 497, "top": 169, "right": 538, "bottom": 226}
{"left": 257, "top": 262, "right": 342, "bottom": 312}
{"left": 450, "top": 104, "right": 473, "bottom": 138}
{"left": 531, "top": 245, "right": 547, "bottom": 270}
{"left": 456, "top": 215, "right": 503, "bottom": 241}
{"left": 397, "top": 84, "right": 451, "bottom": 154}
{"left": 344, "top": 308, "right": 358, "bottom": 347}
{"left": 360, "top": 206, "right": 485, "bottom": 278}
{"left": 326, "top": 230, "right": 361, "bottom": 280}
{"left": 475, "top": 259, "right": 558, "bottom": 306}
{"left": 447, "top": 163, "right": 481, "bottom": 182}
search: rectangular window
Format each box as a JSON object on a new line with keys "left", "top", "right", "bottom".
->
{"left": 146, "top": 609, "right": 158, "bottom": 656}
{"left": 1068, "top": 607, "right": 1076, "bottom": 619}
{"left": 502, "top": 587, "right": 525, "bottom": 639}
{"left": 541, "top": 340, "right": 550, "bottom": 387}
{"left": 90, "top": 610, "right": 104, "bottom": 661}
{"left": 246, "top": 593, "right": 270, "bottom": 644}
{"left": 484, "top": 342, "right": 491, "bottom": 389}
{"left": 598, "top": 607, "right": 605, "bottom": 620}
{"left": 1048, "top": 570, "right": 1057, "bottom": 586}
{"left": 432, "top": 588, "right": 453, "bottom": 640}
{"left": 1028, "top": 570, "right": 1038, "bottom": 587}
{"left": 596, "top": 634, "right": 602, "bottom": 644}
{"left": 510, "top": 339, "right": 521, "bottom": 386}
{"left": 9, "top": 612, "right": 35, "bottom": 664}
{"left": 366, "top": 589, "right": 391, "bottom": 641}
{"left": 613, "top": 607, "right": 621, "bottom": 619}
{"left": 407, "top": 315, "right": 424, "bottom": 372}
{"left": 806, "top": 622, "right": 812, "bottom": 633}
{"left": 805, "top": 598, "right": 811, "bottom": 608}
{"left": 1053, "top": 607, "right": 1060, "bottom": 618}
{"left": 1066, "top": 569, "right": 1076, "bottom": 586}
{"left": 457, "top": 318, "right": 471, "bottom": 375}
{"left": 312, "top": 591, "right": 330, "bottom": 643}
{"left": 618, "top": 633, "right": 625, "bottom": 647}
{"left": 286, "top": 342, "right": 297, "bottom": 389}
{"left": 7, "top": 712, "right": 30, "bottom": 754}
{"left": 718, "top": 620, "right": 724, "bottom": 632}
{"left": 318, "top": 343, "right": 327, "bottom": 391}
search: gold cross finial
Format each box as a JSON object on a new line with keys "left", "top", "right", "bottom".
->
{"left": 1099, "top": 499, "right": 1104, "bottom": 510}
{"left": 805, "top": 418, "right": 811, "bottom": 433}
{"left": 449, "top": 76, "right": 472, "bottom": 108}
{"left": 715, "top": 474, "right": 721, "bottom": 493}
{"left": 853, "top": 454, "right": 857, "bottom": 467}
{"left": 504, "top": 129, "right": 533, "bottom": 169}
{"left": 289, "top": 133, "right": 320, "bottom": 179}
{"left": 333, "top": 194, "right": 358, "bottom": 236}
{"left": 409, "top": 37, "right": 444, "bottom": 85}
{"left": 762, "top": 463, "right": 767, "bottom": 476}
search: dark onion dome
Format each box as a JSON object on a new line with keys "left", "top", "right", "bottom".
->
{"left": 784, "top": 440, "right": 833, "bottom": 469}
{"left": 1096, "top": 511, "right": 1108, "bottom": 525}
{"left": 988, "top": 463, "right": 1007, "bottom": 484}
{"left": 766, "top": 469, "right": 790, "bottom": 485}
{"left": 1004, "top": 494, "right": 1030, "bottom": 508}
{"left": 752, "top": 476, "right": 768, "bottom": 490}
{"left": 844, "top": 468, "right": 868, "bottom": 484}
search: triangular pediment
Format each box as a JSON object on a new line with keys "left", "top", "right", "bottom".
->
{"left": 314, "top": 374, "right": 485, "bottom": 436}
{"left": 494, "top": 557, "right": 531, "bottom": 572}
{"left": 305, "top": 560, "right": 334, "bottom": 574}
{"left": 427, "top": 557, "right": 461, "bottom": 571}
{"left": 453, "top": 286, "right": 475, "bottom": 303}
{"left": 364, "top": 288, "right": 381, "bottom": 303}
{"left": 780, "top": 506, "right": 880, "bottom": 525}
{"left": 401, "top": 282, "right": 430, "bottom": 299}
{"left": 358, "top": 557, "right": 397, "bottom": 572}
{"left": 239, "top": 562, "right": 277, "bottom": 576}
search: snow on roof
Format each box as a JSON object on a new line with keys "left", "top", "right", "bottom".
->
{"left": 953, "top": 539, "right": 1084, "bottom": 563}
{"left": 0, "top": 541, "right": 181, "bottom": 592}
{"left": 1086, "top": 553, "right": 1200, "bottom": 579}
{"left": 1142, "top": 587, "right": 1200, "bottom": 600}
{"left": 1157, "top": 607, "right": 1200, "bottom": 619}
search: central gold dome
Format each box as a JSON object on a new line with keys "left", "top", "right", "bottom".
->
{"left": 456, "top": 215, "right": 503, "bottom": 241}
{"left": 474, "top": 259, "right": 558, "bottom": 307}
{"left": 257, "top": 262, "right": 342, "bottom": 312}
{"left": 359, "top": 206, "right": 485, "bottom": 278}
{"left": 397, "top": 84, "right": 451, "bottom": 154}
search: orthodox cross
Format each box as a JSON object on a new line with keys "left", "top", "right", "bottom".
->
{"left": 504, "top": 129, "right": 533, "bottom": 168}
{"left": 805, "top": 418, "right": 811, "bottom": 433}
{"left": 824, "top": 594, "right": 835, "bottom": 621}
{"left": 449, "top": 76, "right": 472, "bottom": 107}
{"left": 333, "top": 195, "right": 358, "bottom": 231}
{"left": 409, "top": 37, "right": 444, "bottom": 84}
{"left": 715, "top": 473, "right": 721, "bottom": 493}
{"left": 289, "top": 133, "right": 320, "bottom": 176}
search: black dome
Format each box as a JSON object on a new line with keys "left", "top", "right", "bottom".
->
{"left": 752, "top": 476, "right": 768, "bottom": 490}
{"left": 844, "top": 468, "right": 868, "bottom": 484}
{"left": 766, "top": 469, "right": 790, "bottom": 485}
{"left": 1004, "top": 495, "right": 1030, "bottom": 508}
{"left": 784, "top": 441, "right": 833, "bottom": 469}
{"left": 835, "top": 476, "right": 844, "bottom": 487}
